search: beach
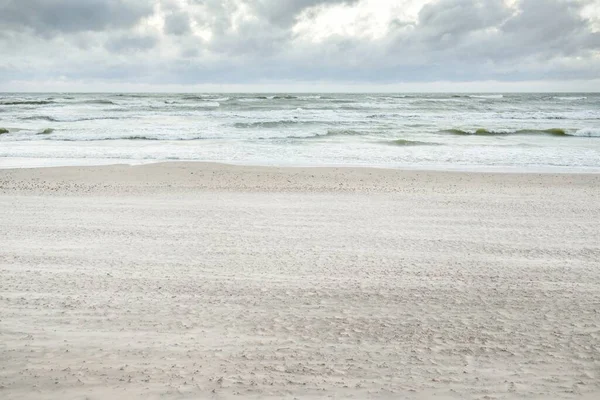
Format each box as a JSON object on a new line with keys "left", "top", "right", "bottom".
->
{"left": 1, "top": 162, "right": 599, "bottom": 399}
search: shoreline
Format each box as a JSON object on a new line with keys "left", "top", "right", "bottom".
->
{"left": 2, "top": 157, "right": 600, "bottom": 174}
{"left": 2, "top": 161, "right": 600, "bottom": 196}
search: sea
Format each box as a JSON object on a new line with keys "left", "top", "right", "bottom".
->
{"left": 1, "top": 93, "right": 599, "bottom": 171}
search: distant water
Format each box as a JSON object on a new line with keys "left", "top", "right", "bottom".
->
{"left": 1, "top": 93, "right": 599, "bottom": 171}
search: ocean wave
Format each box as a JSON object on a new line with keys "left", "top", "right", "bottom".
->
{"left": 238, "top": 97, "right": 267, "bottom": 102}
{"left": 182, "top": 95, "right": 209, "bottom": 101}
{"left": 574, "top": 128, "right": 600, "bottom": 137}
{"left": 20, "top": 115, "right": 59, "bottom": 122}
{"left": 322, "top": 129, "right": 364, "bottom": 137}
{"left": 73, "top": 116, "right": 124, "bottom": 122}
{"left": 469, "top": 94, "right": 504, "bottom": 99}
{"left": 366, "top": 113, "right": 414, "bottom": 119}
{"left": 367, "top": 114, "right": 387, "bottom": 119}
{"left": 106, "top": 136, "right": 160, "bottom": 141}
{"left": 37, "top": 128, "right": 54, "bottom": 135}
{"left": 195, "top": 95, "right": 320, "bottom": 102}
{"left": 240, "top": 95, "right": 309, "bottom": 100}
{"left": 195, "top": 101, "right": 220, "bottom": 108}
{"left": 234, "top": 120, "right": 305, "bottom": 128}
{"left": 182, "top": 95, "right": 229, "bottom": 102}
{"left": 500, "top": 111, "right": 600, "bottom": 121}
{"left": 0, "top": 127, "right": 8, "bottom": 134}
{"left": 44, "top": 136, "right": 212, "bottom": 142}
{"left": 166, "top": 101, "right": 220, "bottom": 108}
{"left": 412, "top": 98, "right": 461, "bottom": 103}
{"left": 286, "top": 129, "right": 365, "bottom": 140}
{"left": 528, "top": 116, "right": 568, "bottom": 120}
{"left": 326, "top": 99, "right": 356, "bottom": 104}
{"left": 20, "top": 115, "right": 124, "bottom": 123}
{"left": 441, "top": 128, "right": 570, "bottom": 136}
{"left": 553, "top": 96, "right": 587, "bottom": 101}
{"left": 0, "top": 100, "right": 55, "bottom": 106}
{"left": 384, "top": 139, "right": 441, "bottom": 146}
{"left": 81, "top": 99, "right": 115, "bottom": 105}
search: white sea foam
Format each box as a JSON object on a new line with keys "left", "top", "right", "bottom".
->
{"left": 196, "top": 101, "right": 220, "bottom": 108}
{"left": 239, "top": 98, "right": 265, "bottom": 102}
{"left": 554, "top": 96, "right": 587, "bottom": 101}
{"left": 468, "top": 94, "right": 504, "bottom": 99}
{"left": 574, "top": 128, "right": 600, "bottom": 137}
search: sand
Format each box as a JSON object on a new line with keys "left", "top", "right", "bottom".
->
{"left": 1, "top": 162, "right": 599, "bottom": 399}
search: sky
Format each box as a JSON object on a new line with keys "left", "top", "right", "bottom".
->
{"left": 0, "top": 0, "right": 599, "bottom": 92}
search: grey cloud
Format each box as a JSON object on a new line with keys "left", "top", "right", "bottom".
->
{"left": 0, "top": 0, "right": 153, "bottom": 35}
{"left": 252, "top": 0, "right": 360, "bottom": 26}
{"left": 164, "top": 11, "right": 192, "bottom": 35}
{"left": 180, "top": 0, "right": 360, "bottom": 55}
{"left": 501, "top": 0, "right": 600, "bottom": 54}
{"left": 181, "top": 0, "right": 287, "bottom": 56}
{"left": 0, "top": 0, "right": 599, "bottom": 86}
{"left": 186, "top": 0, "right": 359, "bottom": 26}
{"left": 160, "top": 0, "right": 192, "bottom": 36}
{"left": 105, "top": 33, "right": 159, "bottom": 53}
{"left": 417, "top": 0, "right": 510, "bottom": 39}
{"left": 386, "top": 0, "right": 599, "bottom": 67}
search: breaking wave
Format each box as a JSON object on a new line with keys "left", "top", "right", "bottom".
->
{"left": 287, "top": 129, "right": 366, "bottom": 140}
{"left": 20, "top": 115, "right": 59, "bottom": 122}
{"left": 441, "top": 128, "right": 571, "bottom": 136}
{"left": 46, "top": 136, "right": 213, "bottom": 142}
{"left": 553, "top": 96, "right": 587, "bottom": 101}
{"left": 234, "top": 120, "right": 317, "bottom": 128}
{"left": 367, "top": 113, "right": 404, "bottom": 119}
{"left": 385, "top": 139, "right": 441, "bottom": 146}
{"left": 574, "top": 128, "right": 600, "bottom": 137}
{"left": 0, "top": 100, "right": 55, "bottom": 106}
{"left": 468, "top": 94, "right": 504, "bottom": 99}
{"left": 182, "top": 95, "right": 210, "bottom": 101}
{"left": 321, "top": 129, "right": 364, "bottom": 137}
{"left": 81, "top": 99, "right": 115, "bottom": 105}
{"left": 442, "top": 128, "right": 599, "bottom": 137}
{"left": 20, "top": 115, "right": 123, "bottom": 122}
{"left": 237, "top": 95, "right": 322, "bottom": 101}
{"left": 238, "top": 97, "right": 267, "bottom": 102}
{"left": 179, "top": 97, "right": 222, "bottom": 107}
{"left": 195, "top": 101, "right": 220, "bottom": 108}
{"left": 71, "top": 116, "right": 124, "bottom": 122}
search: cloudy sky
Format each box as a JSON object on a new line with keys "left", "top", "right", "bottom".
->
{"left": 1, "top": 0, "right": 599, "bottom": 92}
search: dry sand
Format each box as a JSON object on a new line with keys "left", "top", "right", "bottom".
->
{"left": 1, "top": 162, "right": 599, "bottom": 399}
